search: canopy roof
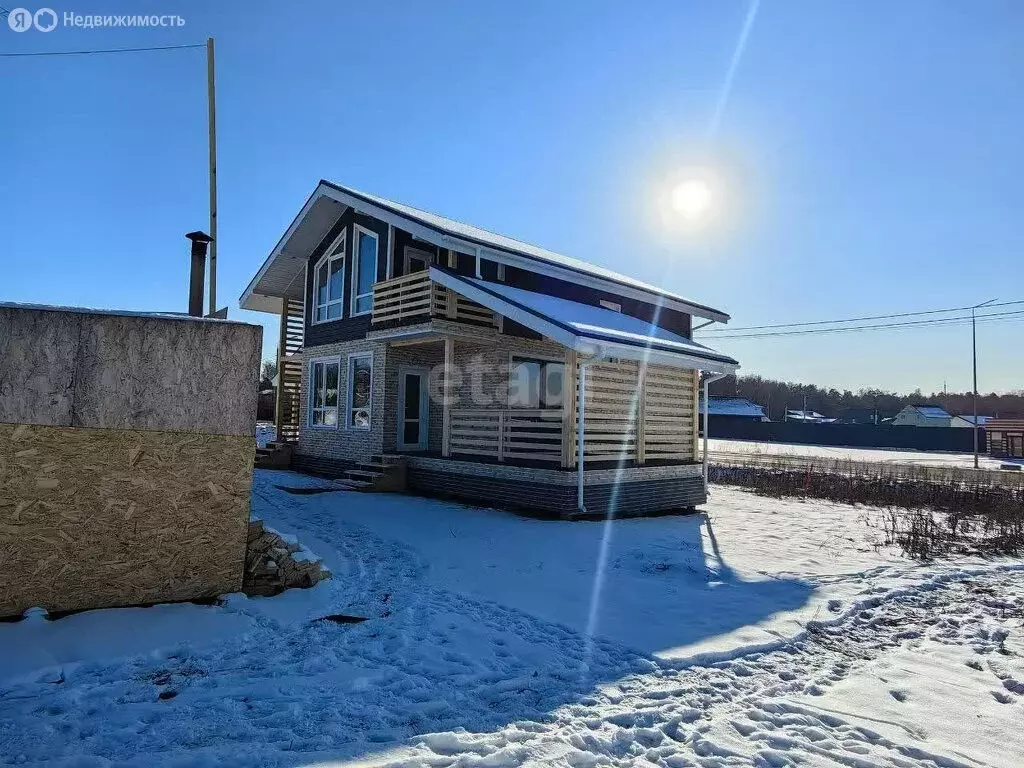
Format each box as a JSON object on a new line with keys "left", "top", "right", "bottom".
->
{"left": 431, "top": 267, "right": 738, "bottom": 374}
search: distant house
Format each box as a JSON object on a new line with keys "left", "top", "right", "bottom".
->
{"left": 950, "top": 414, "right": 992, "bottom": 428}
{"left": 785, "top": 409, "right": 831, "bottom": 424}
{"left": 699, "top": 396, "right": 768, "bottom": 427}
{"left": 986, "top": 419, "right": 1024, "bottom": 459}
{"left": 892, "top": 404, "right": 953, "bottom": 427}
{"left": 838, "top": 407, "right": 898, "bottom": 425}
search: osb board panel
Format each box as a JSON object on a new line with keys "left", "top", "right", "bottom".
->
{"left": 73, "top": 316, "right": 261, "bottom": 436}
{"left": 0, "top": 422, "right": 253, "bottom": 617}
{"left": 0, "top": 305, "right": 261, "bottom": 437}
{"left": 0, "top": 307, "right": 80, "bottom": 426}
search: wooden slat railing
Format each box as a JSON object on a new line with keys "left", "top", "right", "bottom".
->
{"left": 371, "top": 271, "right": 494, "bottom": 327}
{"left": 450, "top": 408, "right": 563, "bottom": 464}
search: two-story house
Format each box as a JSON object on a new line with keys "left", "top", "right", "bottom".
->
{"left": 241, "top": 180, "right": 738, "bottom": 518}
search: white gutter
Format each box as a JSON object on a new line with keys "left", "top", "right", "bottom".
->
{"left": 576, "top": 352, "right": 607, "bottom": 515}
{"left": 702, "top": 372, "right": 729, "bottom": 491}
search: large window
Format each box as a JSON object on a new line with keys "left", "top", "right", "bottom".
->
{"left": 351, "top": 226, "right": 379, "bottom": 316}
{"left": 309, "top": 358, "right": 340, "bottom": 427}
{"left": 313, "top": 233, "right": 346, "bottom": 323}
{"left": 347, "top": 352, "right": 373, "bottom": 429}
{"left": 508, "top": 356, "right": 564, "bottom": 409}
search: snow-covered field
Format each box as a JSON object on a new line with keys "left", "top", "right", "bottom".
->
{"left": 1, "top": 473, "right": 1022, "bottom": 766}
{"left": 709, "top": 437, "right": 1013, "bottom": 471}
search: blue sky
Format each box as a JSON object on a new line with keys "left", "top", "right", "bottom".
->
{"left": 3, "top": 1, "right": 1021, "bottom": 393}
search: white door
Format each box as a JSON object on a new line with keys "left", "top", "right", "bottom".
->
{"left": 398, "top": 368, "right": 429, "bottom": 451}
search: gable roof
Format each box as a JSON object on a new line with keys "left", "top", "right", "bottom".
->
{"left": 700, "top": 397, "right": 766, "bottom": 418}
{"left": 430, "top": 267, "right": 738, "bottom": 373}
{"left": 907, "top": 404, "right": 951, "bottom": 419}
{"left": 240, "top": 180, "right": 731, "bottom": 323}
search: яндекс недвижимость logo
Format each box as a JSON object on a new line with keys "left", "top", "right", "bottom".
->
{"left": 7, "top": 7, "right": 58, "bottom": 31}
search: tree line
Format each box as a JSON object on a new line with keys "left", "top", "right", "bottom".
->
{"left": 708, "top": 374, "right": 1024, "bottom": 421}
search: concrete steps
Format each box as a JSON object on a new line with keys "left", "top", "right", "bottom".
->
{"left": 340, "top": 455, "right": 408, "bottom": 492}
{"left": 255, "top": 441, "right": 294, "bottom": 470}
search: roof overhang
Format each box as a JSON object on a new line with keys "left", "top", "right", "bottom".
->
{"left": 241, "top": 182, "right": 731, "bottom": 323}
{"left": 430, "top": 267, "right": 738, "bottom": 375}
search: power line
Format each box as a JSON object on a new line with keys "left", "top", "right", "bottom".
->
{"left": 0, "top": 43, "right": 205, "bottom": 58}
{"left": 700, "top": 299, "right": 1024, "bottom": 334}
{"left": 702, "top": 309, "right": 1024, "bottom": 339}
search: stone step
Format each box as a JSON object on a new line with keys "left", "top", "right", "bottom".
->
{"left": 346, "top": 469, "right": 383, "bottom": 481}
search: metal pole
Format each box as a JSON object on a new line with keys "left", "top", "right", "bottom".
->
{"left": 972, "top": 299, "right": 996, "bottom": 469}
{"left": 703, "top": 377, "right": 711, "bottom": 488}
{"left": 206, "top": 37, "right": 218, "bottom": 315}
{"left": 576, "top": 360, "right": 588, "bottom": 513}
{"left": 972, "top": 305, "right": 978, "bottom": 469}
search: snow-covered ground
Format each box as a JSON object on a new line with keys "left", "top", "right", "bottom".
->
{"left": 256, "top": 422, "right": 276, "bottom": 448}
{"left": 709, "top": 437, "right": 1012, "bottom": 470}
{"left": 1, "top": 473, "right": 1021, "bottom": 766}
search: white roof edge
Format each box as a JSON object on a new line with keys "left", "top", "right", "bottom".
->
{"left": 429, "top": 267, "right": 738, "bottom": 374}
{"left": 240, "top": 182, "right": 731, "bottom": 323}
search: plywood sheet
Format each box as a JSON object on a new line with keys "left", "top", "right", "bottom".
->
{"left": 72, "top": 315, "right": 262, "bottom": 436}
{"left": 0, "top": 305, "right": 261, "bottom": 437}
{"left": 0, "top": 306, "right": 80, "bottom": 426}
{"left": 0, "top": 422, "right": 253, "bottom": 617}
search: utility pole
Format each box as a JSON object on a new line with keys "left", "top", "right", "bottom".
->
{"left": 206, "top": 37, "right": 218, "bottom": 315}
{"left": 972, "top": 298, "right": 996, "bottom": 469}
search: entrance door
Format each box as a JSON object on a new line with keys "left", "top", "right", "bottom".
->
{"left": 398, "top": 368, "right": 429, "bottom": 451}
{"left": 1010, "top": 434, "right": 1024, "bottom": 458}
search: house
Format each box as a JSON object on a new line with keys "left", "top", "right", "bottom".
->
{"left": 986, "top": 419, "right": 1024, "bottom": 459}
{"left": 698, "top": 396, "right": 768, "bottom": 428}
{"left": 837, "top": 407, "right": 898, "bottom": 425}
{"left": 892, "top": 404, "right": 953, "bottom": 427}
{"left": 785, "top": 409, "right": 831, "bottom": 423}
{"left": 241, "top": 180, "right": 738, "bottom": 518}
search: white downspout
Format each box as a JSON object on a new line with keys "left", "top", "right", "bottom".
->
{"left": 702, "top": 372, "right": 728, "bottom": 491}
{"left": 576, "top": 353, "right": 606, "bottom": 515}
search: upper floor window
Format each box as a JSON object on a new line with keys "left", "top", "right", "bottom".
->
{"left": 509, "top": 356, "right": 565, "bottom": 409}
{"left": 313, "top": 233, "right": 346, "bottom": 323}
{"left": 352, "top": 226, "right": 379, "bottom": 316}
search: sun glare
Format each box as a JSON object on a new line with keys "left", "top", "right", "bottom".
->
{"left": 670, "top": 179, "right": 713, "bottom": 220}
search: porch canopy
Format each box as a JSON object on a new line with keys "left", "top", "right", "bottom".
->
{"left": 430, "top": 266, "right": 738, "bottom": 375}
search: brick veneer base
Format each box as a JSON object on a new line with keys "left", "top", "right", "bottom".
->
{"left": 407, "top": 467, "right": 706, "bottom": 520}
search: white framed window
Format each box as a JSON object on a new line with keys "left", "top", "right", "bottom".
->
{"left": 312, "top": 232, "right": 346, "bottom": 323}
{"left": 351, "top": 225, "right": 379, "bottom": 316}
{"left": 508, "top": 355, "right": 565, "bottom": 409}
{"left": 346, "top": 351, "right": 374, "bottom": 429}
{"left": 599, "top": 299, "right": 622, "bottom": 312}
{"left": 308, "top": 357, "right": 341, "bottom": 428}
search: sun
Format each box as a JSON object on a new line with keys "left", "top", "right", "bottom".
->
{"left": 670, "top": 179, "right": 713, "bottom": 220}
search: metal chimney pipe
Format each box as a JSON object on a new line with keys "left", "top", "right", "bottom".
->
{"left": 185, "top": 231, "right": 214, "bottom": 317}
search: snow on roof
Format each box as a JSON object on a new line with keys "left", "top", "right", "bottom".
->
{"left": 432, "top": 268, "right": 738, "bottom": 371}
{"left": 0, "top": 301, "right": 248, "bottom": 325}
{"left": 954, "top": 414, "right": 991, "bottom": 425}
{"left": 700, "top": 397, "right": 766, "bottom": 418}
{"left": 321, "top": 181, "right": 729, "bottom": 321}
{"left": 911, "top": 405, "right": 951, "bottom": 419}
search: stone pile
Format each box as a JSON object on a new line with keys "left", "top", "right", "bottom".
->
{"left": 243, "top": 520, "right": 330, "bottom": 597}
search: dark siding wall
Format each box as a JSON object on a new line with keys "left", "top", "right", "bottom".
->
{"left": 499, "top": 266, "right": 691, "bottom": 337}
{"left": 304, "top": 209, "right": 388, "bottom": 347}
{"left": 391, "top": 229, "right": 440, "bottom": 278}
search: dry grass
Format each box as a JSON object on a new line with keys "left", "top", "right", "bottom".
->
{"left": 709, "top": 455, "right": 1024, "bottom": 558}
